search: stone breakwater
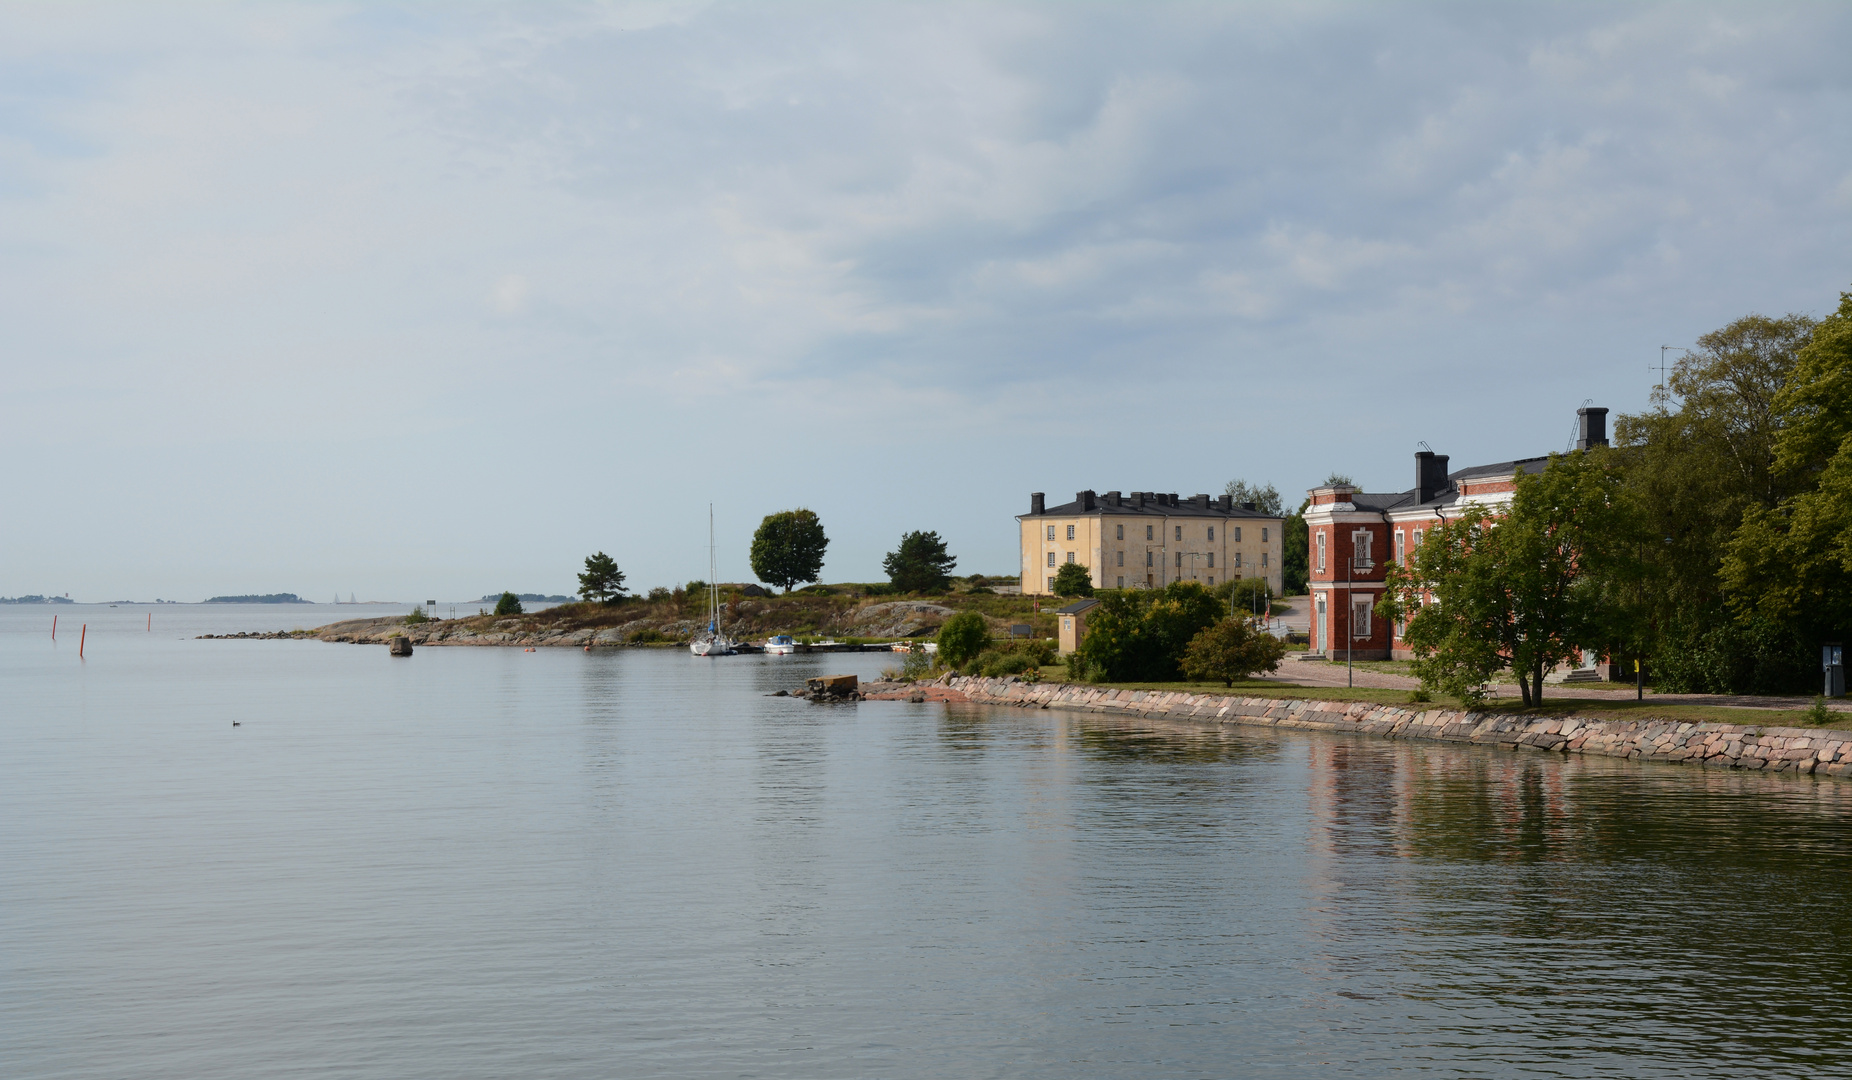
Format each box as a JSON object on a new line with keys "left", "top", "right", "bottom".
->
{"left": 919, "top": 676, "right": 1852, "bottom": 778}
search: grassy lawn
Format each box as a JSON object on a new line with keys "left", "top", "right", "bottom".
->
{"left": 1014, "top": 665, "right": 1847, "bottom": 728}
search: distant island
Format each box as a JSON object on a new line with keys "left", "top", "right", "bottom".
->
{"left": 204, "top": 593, "right": 311, "bottom": 604}
{"left": 479, "top": 593, "right": 577, "bottom": 603}
{"left": 0, "top": 594, "right": 74, "bottom": 604}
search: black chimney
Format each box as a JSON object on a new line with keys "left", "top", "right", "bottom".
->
{"left": 1415, "top": 451, "right": 1450, "bottom": 503}
{"left": 1031, "top": 492, "right": 1045, "bottom": 515}
{"left": 1194, "top": 494, "right": 1210, "bottom": 509}
{"left": 1576, "top": 407, "right": 1609, "bottom": 450}
{"left": 1216, "top": 494, "right": 1231, "bottom": 511}
{"left": 1242, "top": 501, "right": 1256, "bottom": 512}
{"left": 1080, "top": 490, "right": 1096, "bottom": 511}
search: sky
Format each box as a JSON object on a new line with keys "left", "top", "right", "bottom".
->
{"left": 3, "top": 2, "right": 1849, "bottom": 602}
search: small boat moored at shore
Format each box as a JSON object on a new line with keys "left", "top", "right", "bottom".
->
{"left": 765, "top": 634, "right": 796, "bottom": 655}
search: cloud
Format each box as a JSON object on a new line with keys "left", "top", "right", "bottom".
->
{"left": 1, "top": 2, "right": 1849, "bottom": 599}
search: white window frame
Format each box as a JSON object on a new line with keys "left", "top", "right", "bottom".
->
{"left": 1316, "top": 530, "right": 1327, "bottom": 572}
{"left": 1234, "top": 526, "right": 1242, "bottom": 542}
{"left": 1207, "top": 526, "right": 1215, "bottom": 542}
{"left": 1352, "top": 595, "right": 1373, "bottom": 639}
{"left": 1174, "top": 525, "right": 1182, "bottom": 541}
{"left": 1353, "top": 529, "right": 1372, "bottom": 564}
{"left": 1046, "top": 525, "right": 1056, "bottom": 540}
{"left": 1066, "top": 552, "right": 1076, "bottom": 564}
{"left": 1067, "top": 524, "right": 1075, "bottom": 541}
{"left": 1395, "top": 529, "right": 1406, "bottom": 565}
{"left": 1046, "top": 552, "right": 1056, "bottom": 567}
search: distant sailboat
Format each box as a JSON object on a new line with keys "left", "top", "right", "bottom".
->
{"left": 690, "top": 505, "right": 736, "bottom": 657}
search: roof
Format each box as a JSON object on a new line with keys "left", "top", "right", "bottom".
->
{"left": 1321, "top": 456, "right": 1552, "bottom": 513}
{"left": 1024, "top": 490, "right": 1281, "bottom": 520}
{"left": 1055, "top": 598, "right": 1100, "bottom": 615}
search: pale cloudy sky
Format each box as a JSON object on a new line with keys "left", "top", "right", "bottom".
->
{"left": 3, "top": 2, "right": 1849, "bottom": 601}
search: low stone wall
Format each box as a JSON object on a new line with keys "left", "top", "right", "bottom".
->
{"left": 942, "top": 676, "right": 1852, "bottom": 778}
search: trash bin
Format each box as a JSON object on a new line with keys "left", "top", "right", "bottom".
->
{"left": 1827, "top": 642, "right": 1845, "bottom": 699}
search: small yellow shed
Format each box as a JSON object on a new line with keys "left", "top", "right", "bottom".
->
{"left": 1056, "top": 598, "right": 1100, "bottom": 655}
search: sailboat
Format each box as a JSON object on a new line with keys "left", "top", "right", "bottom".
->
{"left": 690, "top": 504, "right": 736, "bottom": 657}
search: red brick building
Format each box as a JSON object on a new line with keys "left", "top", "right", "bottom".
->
{"left": 1303, "top": 407, "right": 1607, "bottom": 660}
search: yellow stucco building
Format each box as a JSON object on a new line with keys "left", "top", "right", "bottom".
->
{"left": 1017, "top": 490, "right": 1285, "bottom": 597}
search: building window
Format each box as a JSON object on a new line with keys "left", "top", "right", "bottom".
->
{"left": 1353, "top": 596, "right": 1373, "bottom": 639}
{"left": 1207, "top": 553, "right": 1214, "bottom": 568}
{"left": 1234, "top": 552, "right": 1242, "bottom": 568}
{"left": 1207, "top": 526, "right": 1215, "bottom": 542}
{"left": 1116, "top": 576, "right": 1124, "bottom": 588}
{"left": 1066, "top": 552, "right": 1076, "bottom": 564}
{"left": 1261, "top": 552, "right": 1269, "bottom": 567}
{"left": 1116, "top": 550, "right": 1124, "bottom": 566}
{"left": 1146, "top": 551, "right": 1153, "bottom": 567}
{"left": 1413, "top": 527, "right": 1424, "bottom": 551}
{"left": 1046, "top": 525, "right": 1055, "bottom": 540}
{"left": 1317, "top": 531, "right": 1326, "bottom": 572}
{"left": 1174, "top": 525, "right": 1183, "bottom": 541}
{"left": 1067, "top": 524, "right": 1075, "bottom": 541}
{"left": 1175, "top": 551, "right": 1183, "bottom": 568}
{"left": 1207, "top": 577, "right": 1214, "bottom": 587}
{"left": 1116, "top": 524, "right": 1124, "bottom": 540}
{"left": 1353, "top": 529, "right": 1372, "bottom": 563}
{"left": 1047, "top": 576, "right": 1056, "bottom": 592}
{"left": 1047, "top": 552, "right": 1056, "bottom": 567}
{"left": 1396, "top": 530, "right": 1406, "bottom": 565}
{"left": 1146, "top": 525, "right": 1154, "bottom": 541}
{"left": 1234, "top": 526, "right": 1242, "bottom": 543}
{"left": 1262, "top": 527, "right": 1269, "bottom": 543}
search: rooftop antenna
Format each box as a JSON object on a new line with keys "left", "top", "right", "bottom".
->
{"left": 1652, "top": 346, "right": 1688, "bottom": 396}
{"left": 1417, "top": 440, "right": 1433, "bottom": 453}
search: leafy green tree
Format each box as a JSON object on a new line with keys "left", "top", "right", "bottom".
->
{"left": 1181, "top": 617, "right": 1289, "bottom": 686}
{"left": 750, "top": 509, "right": 829, "bottom": 593}
{"left": 1052, "top": 561, "right": 1095, "bottom": 597}
{"left": 1221, "top": 576, "right": 1273, "bottom": 615}
{"left": 1071, "top": 581, "right": 1223, "bottom": 682}
{"left": 1612, "top": 310, "right": 1818, "bottom": 692}
{"left": 936, "top": 611, "right": 991, "bottom": 669}
{"left": 1222, "top": 479, "right": 1283, "bottom": 516}
{"left": 1281, "top": 498, "right": 1309, "bottom": 593}
{"left": 883, "top": 530, "right": 957, "bottom": 593}
{"left": 577, "top": 551, "right": 628, "bottom": 605}
{"left": 1723, "top": 291, "right": 1852, "bottom": 652}
{"left": 1380, "top": 449, "right": 1637, "bottom": 706}
{"left": 493, "top": 591, "right": 523, "bottom": 616}
{"left": 1323, "top": 472, "right": 1354, "bottom": 486}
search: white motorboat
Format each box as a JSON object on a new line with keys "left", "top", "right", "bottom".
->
{"left": 764, "top": 634, "right": 797, "bottom": 655}
{"left": 690, "top": 505, "right": 737, "bottom": 657}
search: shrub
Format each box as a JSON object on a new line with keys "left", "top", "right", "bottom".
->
{"left": 494, "top": 592, "right": 523, "bottom": 616}
{"left": 1807, "top": 696, "right": 1833, "bottom": 726}
{"left": 1180, "top": 617, "right": 1289, "bottom": 686}
{"left": 901, "top": 646, "right": 935, "bottom": 680}
{"left": 1052, "top": 562, "right": 1094, "bottom": 597}
{"left": 1217, "top": 577, "right": 1273, "bottom": 615}
{"left": 1072, "top": 581, "right": 1223, "bottom": 682}
{"left": 404, "top": 605, "right": 430, "bottom": 625}
{"left": 937, "top": 611, "right": 991, "bottom": 668}
{"left": 648, "top": 587, "right": 671, "bottom": 602}
{"left": 627, "top": 628, "right": 668, "bottom": 644}
{"left": 1408, "top": 687, "right": 1432, "bottom": 704}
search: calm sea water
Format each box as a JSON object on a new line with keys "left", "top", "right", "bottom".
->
{"left": 4, "top": 605, "right": 1850, "bottom": 1079}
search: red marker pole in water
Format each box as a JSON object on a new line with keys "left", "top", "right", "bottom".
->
{"left": 79, "top": 623, "right": 86, "bottom": 659}
{"left": 52, "top": 615, "right": 57, "bottom": 639}
{"left": 147, "top": 612, "right": 152, "bottom": 631}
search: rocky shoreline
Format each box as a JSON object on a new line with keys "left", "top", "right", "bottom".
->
{"left": 862, "top": 675, "right": 1852, "bottom": 778}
